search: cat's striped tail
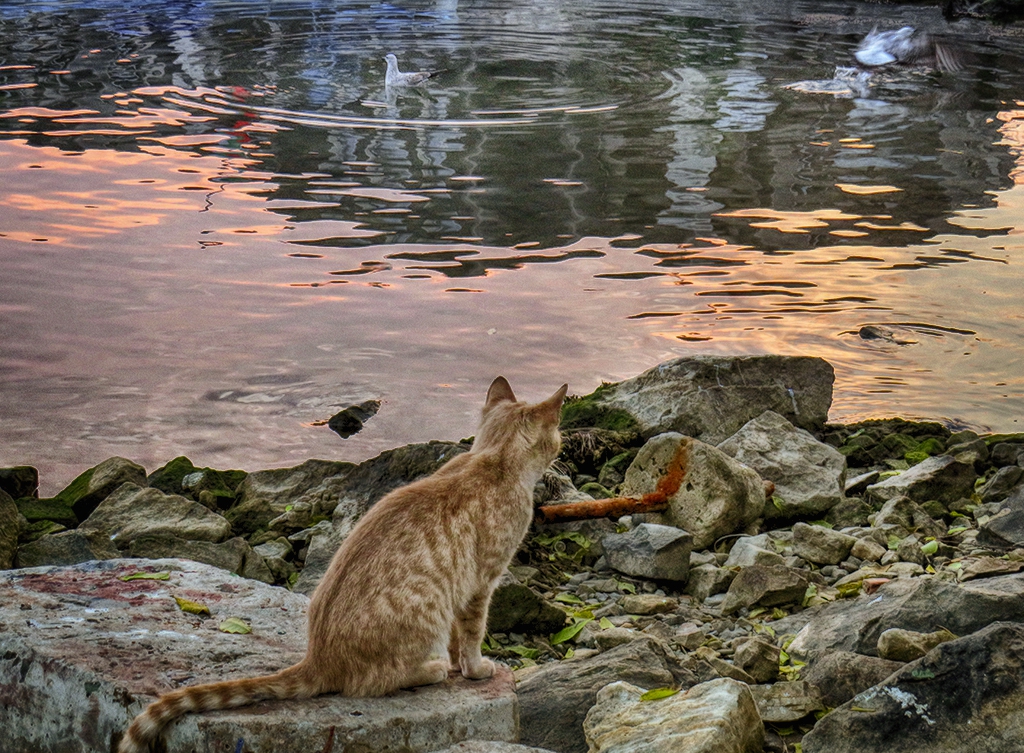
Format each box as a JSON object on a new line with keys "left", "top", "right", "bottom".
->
{"left": 117, "top": 662, "right": 318, "bottom": 753}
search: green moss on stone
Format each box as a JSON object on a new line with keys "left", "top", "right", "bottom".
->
{"left": 560, "top": 386, "right": 640, "bottom": 433}
{"left": 15, "top": 497, "right": 78, "bottom": 528}
{"left": 52, "top": 467, "right": 95, "bottom": 507}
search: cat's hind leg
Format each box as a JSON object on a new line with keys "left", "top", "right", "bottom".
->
{"left": 401, "top": 659, "right": 449, "bottom": 689}
{"left": 452, "top": 587, "right": 496, "bottom": 680}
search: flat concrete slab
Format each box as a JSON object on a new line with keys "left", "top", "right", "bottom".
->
{"left": 0, "top": 558, "right": 517, "bottom": 752}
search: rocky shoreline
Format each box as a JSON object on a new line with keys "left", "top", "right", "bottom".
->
{"left": 2, "top": 354, "right": 1024, "bottom": 752}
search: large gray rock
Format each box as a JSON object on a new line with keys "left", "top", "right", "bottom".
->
{"left": 723, "top": 536, "right": 786, "bottom": 569}
{"left": 127, "top": 533, "right": 275, "bottom": 584}
{"left": 518, "top": 636, "right": 694, "bottom": 753}
{"left": 54, "top": 456, "right": 148, "bottom": 522}
{"left": 14, "top": 529, "right": 120, "bottom": 568}
{"left": 602, "top": 523, "right": 692, "bottom": 582}
{"left": 227, "top": 458, "right": 355, "bottom": 536}
{"left": 802, "top": 651, "right": 903, "bottom": 708}
{"left": 0, "top": 559, "right": 517, "bottom": 753}
{"left": 721, "top": 564, "right": 809, "bottom": 616}
{"left": 718, "top": 410, "right": 846, "bottom": 519}
{"left": 802, "top": 622, "right": 1024, "bottom": 753}
{"left": 792, "top": 522, "right": 858, "bottom": 566}
{"left": 569, "top": 355, "right": 833, "bottom": 443}
{"left": 871, "top": 496, "right": 946, "bottom": 540}
{"left": 78, "top": 483, "right": 232, "bottom": 547}
{"left": 865, "top": 455, "right": 976, "bottom": 507}
{"left": 583, "top": 678, "right": 764, "bottom": 753}
{"left": 622, "top": 433, "right": 765, "bottom": 550}
{"left": 784, "top": 572, "right": 1024, "bottom": 660}
{"left": 979, "top": 487, "right": 1024, "bottom": 548}
{"left": 487, "top": 572, "right": 568, "bottom": 635}
{"left": 748, "top": 680, "right": 823, "bottom": 723}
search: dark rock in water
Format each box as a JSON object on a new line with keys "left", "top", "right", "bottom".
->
{"left": 15, "top": 529, "right": 119, "bottom": 568}
{"left": 802, "top": 651, "right": 903, "bottom": 708}
{"left": 518, "top": 636, "right": 695, "bottom": 753}
{"left": 52, "top": 456, "right": 148, "bottom": 522}
{"left": 565, "top": 355, "right": 834, "bottom": 444}
{"left": 327, "top": 399, "right": 381, "bottom": 439}
{"left": 0, "top": 465, "right": 38, "bottom": 499}
{"left": 802, "top": 622, "right": 1024, "bottom": 753}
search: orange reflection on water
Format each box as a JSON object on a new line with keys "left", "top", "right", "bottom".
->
{"left": 996, "top": 102, "right": 1024, "bottom": 184}
{"left": 715, "top": 207, "right": 865, "bottom": 234}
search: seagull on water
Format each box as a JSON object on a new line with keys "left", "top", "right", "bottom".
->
{"left": 854, "top": 26, "right": 963, "bottom": 72}
{"left": 384, "top": 53, "right": 440, "bottom": 87}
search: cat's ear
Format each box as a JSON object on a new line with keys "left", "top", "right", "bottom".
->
{"left": 485, "top": 376, "right": 517, "bottom": 411}
{"left": 536, "top": 383, "right": 568, "bottom": 422}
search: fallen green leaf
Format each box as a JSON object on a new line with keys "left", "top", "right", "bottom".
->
{"left": 218, "top": 617, "right": 251, "bottom": 634}
{"left": 507, "top": 645, "right": 542, "bottom": 660}
{"left": 946, "top": 526, "right": 968, "bottom": 535}
{"left": 921, "top": 540, "right": 939, "bottom": 555}
{"left": 837, "top": 581, "right": 861, "bottom": 598}
{"left": 599, "top": 617, "right": 615, "bottom": 630}
{"left": 616, "top": 580, "right": 637, "bottom": 594}
{"left": 174, "top": 596, "right": 211, "bottom": 616}
{"left": 640, "top": 687, "right": 679, "bottom": 702}
{"left": 551, "top": 617, "right": 592, "bottom": 645}
{"left": 119, "top": 571, "right": 170, "bottom": 582}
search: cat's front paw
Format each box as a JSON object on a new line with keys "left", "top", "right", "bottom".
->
{"left": 461, "top": 656, "right": 495, "bottom": 680}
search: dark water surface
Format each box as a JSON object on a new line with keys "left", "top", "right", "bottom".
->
{"left": 1, "top": 0, "right": 1022, "bottom": 493}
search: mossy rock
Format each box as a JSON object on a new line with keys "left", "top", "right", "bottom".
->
{"left": 916, "top": 437, "right": 946, "bottom": 455}
{"left": 15, "top": 497, "right": 78, "bottom": 528}
{"left": 52, "top": 457, "right": 148, "bottom": 522}
{"left": 560, "top": 385, "right": 641, "bottom": 433}
{"left": 881, "top": 433, "right": 919, "bottom": 457}
{"left": 0, "top": 466, "right": 38, "bottom": 500}
{"left": 578, "top": 482, "right": 612, "bottom": 500}
{"left": 149, "top": 457, "right": 247, "bottom": 503}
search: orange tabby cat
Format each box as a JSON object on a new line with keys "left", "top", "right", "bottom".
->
{"left": 118, "top": 376, "right": 567, "bottom": 753}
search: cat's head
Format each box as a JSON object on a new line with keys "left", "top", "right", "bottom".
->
{"left": 473, "top": 377, "right": 568, "bottom": 466}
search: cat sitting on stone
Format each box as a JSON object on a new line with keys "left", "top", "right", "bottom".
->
{"left": 118, "top": 376, "right": 567, "bottom": 753}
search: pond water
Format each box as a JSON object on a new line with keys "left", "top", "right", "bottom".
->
{"left": 1, "top": 0, "right": 1022, "bottom": 493}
